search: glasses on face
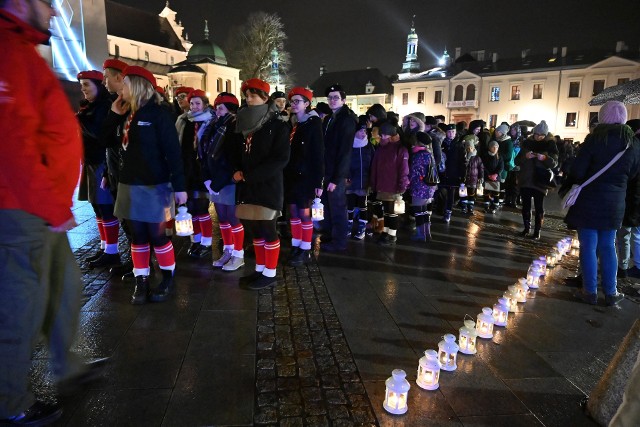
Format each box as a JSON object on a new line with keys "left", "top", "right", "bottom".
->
{"left": 176, "top": 94, "right": 187, "bottom": 100}
{"left": 327, "top": 95, "right": 342, "bottom": 101}
{"left": 290, "top": 99, "right": 305, "bottom": 105}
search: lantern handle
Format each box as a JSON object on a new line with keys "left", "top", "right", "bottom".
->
{"left": 464, "top": 314, "right": 474, "bottom": 322}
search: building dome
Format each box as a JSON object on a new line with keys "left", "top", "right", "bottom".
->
{"left": 186, "top": 20, "right": 227, "bottom": 65}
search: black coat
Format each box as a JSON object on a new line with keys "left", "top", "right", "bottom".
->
{"left": 77, "top": 90, "right": 111, "bottom": 165}
{"left": 101, "top": 95, "right": 126, "bottom": 189}
{"left": 514, "top": 137, "right": 559, "bottom": 194}
{"left": 322, "top": 105, "right": 357, "bottom": 184}
{"left": 233, "top": 116, "right": 290, "bottom": 211}
{"left": 562, "top": 125, "right": 640, "bottom": 230}
{"left": 200, "top": 114, "right": 236, "bottom": 192}
{"left": 441, "top": 137, "right": 465, "bottom": 186}
{"left": 284, "top": 114, "right": 325, "bottom": 200}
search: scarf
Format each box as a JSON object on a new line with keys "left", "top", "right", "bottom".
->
{"left": 465, "top": 148, "right": 477, "bottom": 162}
{"left": 199, "top": 113, "right": 233, "bottom": 161}
{"left": 353, "top": 136, "right": 368, "bottom": 148}
{"left": 235, "top": 103, "right": 278, "bottom": 137}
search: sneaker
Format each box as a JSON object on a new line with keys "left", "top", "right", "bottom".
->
{"left": 247, "top": 274, "right": 278, "bottom": 290}
{"left": 0, "top": 401, "right": 63, "bottom": 426}
{"left": 212, "top": 249, "right": 233, "bottom": 268}
{"left": 574, "top": 290, "right": 598, "bottom": 305}
{"left": 627, "top": 266, "right": 640, "bottom": 279}
{"left": 618, "top": 268, "right": 628, "bottom": 279}
{"left": 605, "top": 292, "right": 625, "bottom": 306}
{"left": 443, "top": 211, "right": 451, "bottom": 223}
{"left": 353, "top": 224, "right": 366, "bottom": 240}
{"left": 88, "top": 253, "right": 121, "bottom": 269}
{"left": 222, "top": 256, "right": 245, "bottom": 271}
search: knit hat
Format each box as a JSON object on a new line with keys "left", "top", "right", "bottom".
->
{"left": 488, "top": 140, "right": 499, "bottom": 149}
{"left": 379, "top": 122, "right": 397, "bottom": 136}
{"left": 464, "top": 137, "right": 476, "bottom": 150}
{"left": 271, "top": 91, "right": 286, "bottom": 100}
{"left": 122, "top": 66, "right": 156, "bottom": 87}
{"left": 424, "top": 116, "right": 437, "bottom": 126}
{"left": 598, "top": 101, "right": 628, "bottom": 125}
{"left": 77, "top": 70, "right": 103, "bottom": 81}
{"left": 495, "top": 124, "right": 509, "bottom": 135}
{"left": 287, "top": 87, "right": 313, "bottom": 102}
{"left": 357, "top": 115, "right": 368, "bottom": 130}
{"left": 416, "top": 132, "right": 432, "bottom": 146}
{"left": 532, "top": 120, "right": 549, "bottom": 135}
{"left": 411, "top": 112, "right": 426, "bottom": 123}
{"left": 103, "top": 59, "right": 128, "bottom": 73}
{"left": 325, "top": 84, "right": 345, "bottom": 98}
{"left": 626, "top": 119, "right": 640, "bottom": 133}
{"left": 241, "top": 78, "right": 270, "bottom": 95}
{"left": 463, "top": 134, "right": 479, "bottom": 146}
{"left": 366, "top": 104, "right": 387, "bottom": 121}
{"left": 175, "top": 86, "right": 194, "bottom": 97}
{"left": 469, "top": 119, "right": 484, "bottom": 132}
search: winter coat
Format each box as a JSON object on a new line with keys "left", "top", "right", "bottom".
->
{"left": 77, "top": 90, "right": 111, "bottom": 165}
{"left": 0, "top": 10, "right": 82, "bottom": 227}
{"left": 427, "top": 128, "right": 444, "bottom": 168}
{"left": 441, "top": 137, "right": 465, "bottom": 186}
{"left": 464, "top": 155, "right": 484, "bottom": 188}
{"left": 105, "top": 102, "right": 185, "bottom": 192}
{"left": 348, "top": 139, "right": 375, "bottom": 191}
{"left": 232, "top": 115, "right": 291, "bottom": 211}
{"left": 284, "top": 112, "right": 325, "bottom": 199}
{"left": 561, "top": 125, "right": 640, "bottom": 230}
{"left": 200, "top": 113, "right": 236, "bottom": 192}
{"left": 179, "top": 110, "right": 214, "bottom": 193}
{"left": 101, "top": 94, "right": 126, "bottom": 190}
{"left": 497, "top": 136, "right": 514, "bottom": 175}
{"left": 370, "top": 136, "right": 410, "bottom": 194}
{"left": 409, "top": 146, "right": 437, "bottom": 200}
{"left": 323, "top": 105, "right": 358, "bottom": 184}
{"left": 482, "top": 153, "right": 504, "bottom": 181}
{"left": 514, "top": 137, "right": 559, "bottom": 194}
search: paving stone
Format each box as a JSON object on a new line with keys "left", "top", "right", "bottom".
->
{"left": 254, "top": 407, "right": 278, "bottom": 425}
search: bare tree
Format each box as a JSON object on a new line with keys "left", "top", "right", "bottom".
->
{"left": 225, "top": 12, "right": 294, "bottom": 89}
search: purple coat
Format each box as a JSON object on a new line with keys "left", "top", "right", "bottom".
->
{"left": 464, "top": 155, "right": 484, "bottom": 187}
{"left": 410, "top": 146, "right": 437, "bottom": 200}
{"left": 370, "top": 136, "right": 409, "bottom": 194}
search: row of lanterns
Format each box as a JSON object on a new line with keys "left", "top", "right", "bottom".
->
{"left": 382, "top": 236, "right": 580, "bottom": 415}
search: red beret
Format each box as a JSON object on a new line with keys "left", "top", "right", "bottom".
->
{"left": 214, "top": 93, "right": 239, "bottom": 107}
{"left": 174, "top": 86, "right": 193, "bottom": 96}
{"left": 122, "top": 66, "right": 156, "bottom": 87}
{"left": 102, "top": 59, "right": 128, "bottom": 72}
{"left": 187, "top": 89, "right": 207, "bottom": 103}
{"left": 288, "top": 87, "right": 313, "bottom": 102}
{"left": 241, "top": 78, "right": 270, "bottom": 95}
{"left": 77, "top": 70, "right": 103, "bottom": 81}
{"left": 155, "top": 86, "right": 165, "bottom": 95}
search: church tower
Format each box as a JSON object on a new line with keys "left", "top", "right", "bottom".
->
{"left": 401, "top": 16, "right": 420, "bottom": 73}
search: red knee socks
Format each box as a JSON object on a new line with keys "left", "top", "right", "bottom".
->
{"left": 253, "top": 239, "right": 265, "bottom": 272}
{"left": 199, "top": 214, "right": 212, "bottom": 246}
{"left": 102, "top": 218, "right": 119, "bottom": 254}
{"left": 263, "top": 239, "right": 280, "bottom": 278}
{"left": 290, "top": 218, "right": 301, "bottom": 248}
{"left": 154, "top": 241, "right": 175, "bottom": 271}
{"left": 301, "top": 221, "right": 313, "bottom": 250}
{"left": 231, "top": 224, "right": 244, "bottom": 257}
{"left": 131, "top": 243, "right": 150, "bottom": 276}
{"left": 220, "top": 222, "right": 233, "bottom": 250}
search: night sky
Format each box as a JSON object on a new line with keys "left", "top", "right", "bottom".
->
{"left": 114, "top": 0, "right": 639, "bottom": 86}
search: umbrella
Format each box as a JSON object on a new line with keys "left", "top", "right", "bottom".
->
{"left": 513, "top": 120, "right": 537, "bottom": 127}
{"left": 589, "top": 78, "right": 640, "bottom": 105}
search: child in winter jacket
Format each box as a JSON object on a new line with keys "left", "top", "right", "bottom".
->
{"left": 409, "top": 132, "right": 438, "bottom": 241}
{"left": 481, "top": 140, "right": 504, "bottom": 214}
{"left": 461, "top": 135, "right": 484, "bottom": 215}
{"left": 347, "top": 116, "right": 375, "bottom": 240}
{"left": 369, "top": 122, "right": 409, "bottom": 245}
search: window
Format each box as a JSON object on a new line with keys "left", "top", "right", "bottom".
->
{"left": 568, "top": 81, "right": 580, "bottom": 98}
{"left": 618, "top": 78, "right": 630, "bottom": 85}
{"left": 533, "top": 84, "right": 543, "bottom": 99}
{"left": 114, "top": 45, "right": 120, "bottom": 57}
{"left": 417, "top": 91, "right": 425, "bottom": 104}
{"left": 509, "top": 114, "right": 518, "bottom": 124}
{"left": 216, "top": 78, "right": 223, "bottom": 92}
{"left": 465, "top": 84, "right": 476, "bottom": 101}
{"left": 226, "top": 79, "right": 231, "bottom": 92}
{"left": 434, "top": 90, "right": 443, "bottom": 104}
{"left": 454, "top": 85, "right": 463, "bottom": 101}
{"left": 489, "top": 114, "right": 498, "bottom": 129}
{"left": 402, "top": 93, "right": 408, "bottom": 105}
{"left": 510, "top": 85, "right": 521, "bottom": 100}
{"left": 589, "top": 111, "right": 598, "bottom": 127}
{"left": 565, "top": 112, "right": 577, "bottom": 127}
{"left": 592, "top": 79, "right": 605, "bottom": 96}
{"left": 144, "top": 51, "right": 149, "bottom": 61}
{"left": 490, "top": 86, "right": 500, "bottom": 102}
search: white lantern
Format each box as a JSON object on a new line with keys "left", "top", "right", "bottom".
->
{"left": 514, "top": 278, "right": 529, "bottom": 303}
{"left": 437, "top": 334, "right": 459, "bottom": 371}
{"left": 503, "top": 289, "right": 518, "bottom": 313}
{"left": 555, "top": 243, "right": 565, "bottom": 261}
{"left": 416, "top": 350, "right": 440, "bottom": 390}
{"left": 547, "top": 249, "right": 558, "bottom": 268}
{"left": 533, "top": 260, "right": 546, "bottom": 282}
{"left": 458, "top": 319, "right": 478, "bottom": 355}
{"left": 476, "top": 307, "right": 495, "bottom": 339}
{"left": 174, "top": 206, "right": 194, "bottom": 236}
{"left": 571, "top": 237, "right": 580, "bottom": 249}
{"left": 527, "top": 265, "right": 541, "bottom": 289}
{"left": 311, "top": 197, "right": 324, "bottom": 221}
{"left": 383, "top": 369, "right": 410, "bottom": 415}
{"left": 493, "top": 297, "right": 510, "bottom": 327}
{"left": 537, "top": 256, "right": 547, "bottom": 276}
{"left": 459, "top": 184, "right": 468, "bottom": 197}
{"left": 394, "top": 196, "right": 406, "bottom": 215}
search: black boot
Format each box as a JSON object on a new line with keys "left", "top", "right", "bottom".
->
{"left": 131, "top": 275, "right": 149, "bottom": 305}
{"left": 288, "top": 249, "right": 311, "bottom": 267}
{"left": 86, "top": 249, "right": 104, "bottom": 263}
{"left": 149, "top": 269, "right": 174, "bottom": 302}
{"left": 88, "top": 252, "right": 121, "bottom": 269}
{"left": 530, "top": 213, "right": 543, "bottom": 240}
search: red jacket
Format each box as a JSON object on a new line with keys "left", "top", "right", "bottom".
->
{"left": 0, "top": 10, "right": 82, "bottom": 227}
{"left": 370, "top": 136, "right": 410, "bottom": 194}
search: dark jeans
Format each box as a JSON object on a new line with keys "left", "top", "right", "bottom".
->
{"left": 321, "top": 179, "right": 348, "bottom": 245}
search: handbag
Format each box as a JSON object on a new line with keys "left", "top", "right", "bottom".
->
{"left": 422, "top": 152, "right": 440, "bottom": 185}
{"left": 561, "top": 143, "right": 630, "bottom": 215}
{"left": 484, "top": 180, "right": 500, "bottom": 192}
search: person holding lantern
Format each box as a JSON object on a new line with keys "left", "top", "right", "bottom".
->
{"left": 231, "top": 78, "right": 290, "bottom": 290}
{"left": 108, "top": 66, "right": 186, "bottom": 304}
{"left": 200, "top": 92, "right": 246, "bottom": 271}
{"left": 176, "top": 89, "right": 215, "bottom": 259}
{"left": 284, "top": 87, "right": 325, "bottom": 266}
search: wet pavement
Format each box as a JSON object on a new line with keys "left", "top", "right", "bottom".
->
{"left": 31, "top": 192, "right": 640, "bottom": 426}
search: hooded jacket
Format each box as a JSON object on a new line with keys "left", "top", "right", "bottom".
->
{"left": 0, "top": 10, "right": 83, "bottom": 227}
